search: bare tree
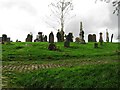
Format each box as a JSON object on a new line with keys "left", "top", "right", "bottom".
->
{"left": 47, "top": 0, "right": 74, "bottom": 32}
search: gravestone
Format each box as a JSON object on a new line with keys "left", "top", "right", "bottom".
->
{"left": 99, "top": 32, "right": 103, "bottom": 45}
{"left": 64, "top": 34, "right": 70, "bottom": 47}
{"left": 111, "top": 34, "right": 113, "bottom": 43}
{"left": 79, "top": 22, "right": 85, "bottom": 44}
{"left": 16, "top": 39, "right": 19, "bottom": 42}
{"left": 44, "top": 35, "right": 47, "bottom": 42}
{"left": 68, "top": 33, "right": 73, "bottom": 42}
{"left": 93, "top": 34, "right": 96, "bottom": 42}
{"left": 57, "top": 29, "right": 61, "bottom": 42}
{"left": 37, "top": 32, "right": 43, "bottom": 42}
{"left": 60, "top": 30, "right": 64, "bottom": 42}
{"left": 106, "top": 29, "right": 109, "bottom": 42}
{"left": 88, "top": 34, "right": 92, "bottom": 42}
{"left": 88, "top": 34, "right": 96, "bottom": 42}
{"left": 26, "top": 33, "right": 33, "bottom": 42}
{"left": 49, "top": 32, "right": 54, "bottom": 43}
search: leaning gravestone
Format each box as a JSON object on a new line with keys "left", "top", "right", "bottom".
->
{"left": 49, "top": 32, "right": 54, "bottom": 43}
{"left": 99, "top": 32, "right": 103, "bottom": 45}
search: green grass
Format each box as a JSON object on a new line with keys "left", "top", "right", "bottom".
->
{"left": 2, "top": 42, "right": 120, "bottom": 88}
{"left": 2, "top": 42, "right": 119, "bottom": 61}
{"left": 4, "top": 63, "right": 120, "bottom": 88}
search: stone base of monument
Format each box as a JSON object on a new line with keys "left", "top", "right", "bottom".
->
{"left": 80, "top": 40, "right": 86, "bottom": 44}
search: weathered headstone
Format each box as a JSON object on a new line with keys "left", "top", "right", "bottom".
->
{"left": 106, "top": 29, "right": 109, "bottom": 42}
{"left": 88, "top": 34, "right": 96, "bottom": 42}
{"left": 57, "top": 29, "right": 61, "bottom": 42}
{"left": 93, "top": 34, "right": 96, "bottom": 42}
{"left": 37, "top": 32, "right": 43, "bottom": 42}
{"left": 49, "top": 32, "right": 54, "bottom": 43}
{"left": 64, "top": 34, "right": 70, "bottom": 47}
{"left": 26, "top": 33, "right": 33, "bottom": 42}
{"left": 88, "top": 34, "right": 92, "bottom": 42}
{"left": 68, "top": 33, "right": 73, "bottom": 42}
{"left": 99, "top": 32, "right": 103, "bottom": 45}
{"left": 111, "top": 34, "right": 113, "bottom": 43}
{"left": 60, "top": 30, "right": 64, "bottom": 42}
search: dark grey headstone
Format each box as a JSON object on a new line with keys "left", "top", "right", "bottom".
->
{"left": 49, "top": 32, "right": 54, "bottom": 43}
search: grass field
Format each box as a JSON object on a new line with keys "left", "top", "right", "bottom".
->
{"left": 1, "top": 42, "right": 120, "bottom": 88}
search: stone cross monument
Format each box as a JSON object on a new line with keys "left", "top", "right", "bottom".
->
{"left": 79, "top": 22, "right": 85, "bottom": 44}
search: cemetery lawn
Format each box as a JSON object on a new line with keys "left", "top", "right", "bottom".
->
{"left": 2, "top": 42, "right": 120, "bottom": 88}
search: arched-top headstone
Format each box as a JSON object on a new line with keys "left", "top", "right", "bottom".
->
{"left": 49, "top": 32, "right": 54, "bottom": 43}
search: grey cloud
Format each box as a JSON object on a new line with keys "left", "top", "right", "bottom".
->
{"left": 0, "top": 0, "right": 37, "bottom": 15}
{"left": 66, "top": 2, "right": 118, "bottom": 42}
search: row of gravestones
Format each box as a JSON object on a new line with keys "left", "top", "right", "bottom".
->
{"left": 25, "top": 30, "right": 74, "bottom": 43}
{"left": 0, "top": 31, "right": 113, "bottom": 45}
{"left": 25, "top": 32, "right": 113, "bottom": 44}
{"left": 25, "top": 22, "right": 113, "bottom": 44}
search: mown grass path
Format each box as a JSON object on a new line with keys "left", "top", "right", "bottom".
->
{"left": 2, "top": 59, "right": 119, "bottom": 88}
{"left": 2, "top": 60, "right": 118, "bottom": 72}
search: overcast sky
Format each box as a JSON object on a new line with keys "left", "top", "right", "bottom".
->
{"left": 0, "top": 0, "right": 118, "bottom": 42}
